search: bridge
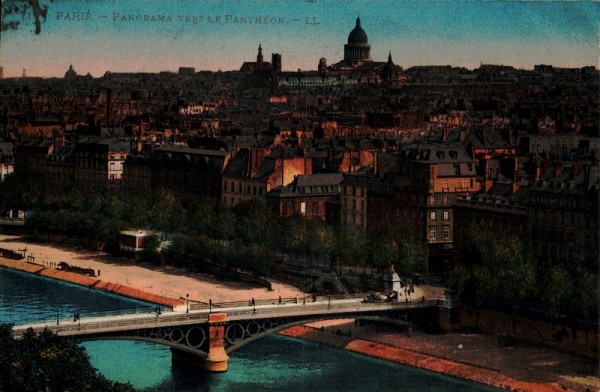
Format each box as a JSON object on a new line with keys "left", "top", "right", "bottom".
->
{"left": 12, "top": 294, "right": 441, "bottom": 372}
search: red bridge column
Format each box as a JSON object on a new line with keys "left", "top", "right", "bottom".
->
{"left": 204, "top": 313, "right": 230, "bottom": 372}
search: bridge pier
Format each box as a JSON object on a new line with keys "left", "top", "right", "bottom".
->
{"left": 204, "top": 313, "right": 230, "bottom": 372}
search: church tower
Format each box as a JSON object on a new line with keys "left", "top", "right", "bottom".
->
{"left": 257, "top": 44, "right": 263, "bottom": 69}
{"left": 343, "top": 17, "right": 371, "bottom": 65}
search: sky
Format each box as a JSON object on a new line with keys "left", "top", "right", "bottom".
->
{"left": 1, "top": 0, "right": 598, "bottom": 78}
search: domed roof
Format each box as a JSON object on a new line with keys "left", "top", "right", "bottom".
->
{"left": 347, "top": 17, "right": 368, "bottom": 45}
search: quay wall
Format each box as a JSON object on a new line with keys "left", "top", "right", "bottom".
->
{"left": 280, "top": 325, "right": 564, "bottom": 392}
{"left": 441, "top": 305, "right": 599, "bottom": 360}
{"left": 0, "top": 257, "right": 183, "bottom": 309}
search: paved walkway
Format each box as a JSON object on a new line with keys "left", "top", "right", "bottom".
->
{"left": 0, "top": 235, "right": 304, "bottom": 305}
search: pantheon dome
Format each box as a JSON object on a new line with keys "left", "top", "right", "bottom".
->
{"left": 344, "top": 17, "right": 371, "bottom": 64}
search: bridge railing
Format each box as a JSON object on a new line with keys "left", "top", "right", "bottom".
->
{"left": 191, "top": 293, "right": 373, "bottom": 311}
{"left": 12, "top": 306, "right": 161, "bottom": 329}
{"left": 13, "top": 298, "right": 443, "bottom": 339}
{"left": 224, "top": 298, "right": 442, "bottom": 320}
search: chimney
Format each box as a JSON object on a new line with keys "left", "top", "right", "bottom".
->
{"left": 106, "top": 88, "right": 113, "bottom": 127}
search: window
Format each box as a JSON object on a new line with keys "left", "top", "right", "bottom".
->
{"left": 247, "top": 185, "right": 251, "bottom": 194}
{"left": 223, "top": 181, "right": 227, "bottom": 191}
{"left": 312, "top": 202, "right": 318, "bottom": 215}
{"left": 443, "top": 226, "right": 450, "bottom": 240}
{"left": 430, "top": 211, "right": 436, "bottom": 221}
{"left": 429, "top": 226, "right": 437, "bottom": 241}
{"left": 443, "top": 210, "right": 449, "bottom": 221}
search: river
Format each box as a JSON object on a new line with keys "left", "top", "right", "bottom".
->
{"left": 0, "top": 267, "right": 499, "bottom": 391}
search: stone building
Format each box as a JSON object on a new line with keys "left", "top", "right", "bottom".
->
{"left": 266, "top": 173, "right": 343, "bottom": 220}
{"left": 221, "top": 147, "right": 312, "bottom": 208}
{"left": 524, "top": 162, "right": 599, "bottom": 268}
{"left": 123, "top": 144, "right": 230, "bottom": 201}
{"left": 340, "top": 167, "right": 372, "bottom": 229}
{"left": 369, "top": 145, "right": 480, "bottom": 271}
{"left": 74, "top": 137, "right": 130, "bottom": 187}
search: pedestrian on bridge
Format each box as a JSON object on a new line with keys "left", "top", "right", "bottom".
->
{"left": 251, "top": 297, "right": 256, "bottom": 307}
{"left": 278, "top": 296, "right": 282, "bottom": 305}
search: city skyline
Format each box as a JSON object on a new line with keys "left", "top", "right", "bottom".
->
{"left": 1, "top": 0, "right": 598, "bottom": 78}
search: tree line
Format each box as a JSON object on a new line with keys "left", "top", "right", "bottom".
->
{"left": 447, "top": 223, "right": 598, "bottom": 325}
{"left": 0, "top": 174, "right": 427, "bottom": 283}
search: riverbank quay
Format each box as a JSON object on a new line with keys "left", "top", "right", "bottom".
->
{"left": 0, "top": 257, "right": 183, "bottom": 308}
{"left": 281, "top": 321, "right": 599, "bottom": 392}
{"left": 0, "top": 235, "right": 304, "bottom": 304}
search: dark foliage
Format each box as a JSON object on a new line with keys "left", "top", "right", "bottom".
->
{"left": 0, "top": 324, "right": 134, "bottom": 392}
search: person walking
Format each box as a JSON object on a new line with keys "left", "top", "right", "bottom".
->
{"left": 278, "top": 296, "right": 282, "bottom": 305}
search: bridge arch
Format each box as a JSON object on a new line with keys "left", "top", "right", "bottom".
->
{"left": 224, "top": 313, "right": 419, "bottom": 354}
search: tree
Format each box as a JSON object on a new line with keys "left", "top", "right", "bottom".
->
{"left": 336, "top": 227, "right": 368, "bottom": 268}
{"left": 233, "top": 200, "right": 275, "bottom": 246}
{"left": 368, "top": 229, "right": 399, "bottom": 272}
{"left": 449, "top": 223, "right": 537, "bottom": 307}
{"left": 395, "top": 237, "right": 428, "bottom": 279}
{"left": 1, "top": 0, "right": 52, "bottom": 35}
{"left": 306, "top": 219, "right": 336, "bottom": 266}
{"left": 213, "top": 208, "right": 236, "bottom": 242}
{"left": 0, "top": 325, "right": 134, "bottom": 392}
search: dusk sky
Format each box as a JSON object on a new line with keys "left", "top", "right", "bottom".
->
{"left": 1, "top": 0, "right": 598, "bottom": 78}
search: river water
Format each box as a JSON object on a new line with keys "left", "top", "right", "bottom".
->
{"left": 0, "top": 267, "right": 499, "bottom": 391}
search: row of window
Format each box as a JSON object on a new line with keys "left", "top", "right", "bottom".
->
{"left": 342, "top": 185, "right": 366, "bottom": 197}
{"left": 281, "top": 201, "right": 320, "bottom": 216}
{"left": 223, "top": 180, "right": 264, "bottom": 196}
{"left": 341, "top": 198, "right": 365, "bottom": 211}
{"left": 428, "top": 225, "right": 450, "bottom": 241}
{"left": 440, "top": 179, "right": 474, "bottom": 192}
{"left": 429, "top": 210, "right": 450, "bottom": 221}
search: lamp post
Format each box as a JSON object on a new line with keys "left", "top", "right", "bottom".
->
{"left": 186, "top": 294, "right": 189, "bottom": 314}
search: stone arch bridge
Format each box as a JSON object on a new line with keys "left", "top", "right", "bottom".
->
{"left": 12, "top": 295, "right": 440, "bottom": 372}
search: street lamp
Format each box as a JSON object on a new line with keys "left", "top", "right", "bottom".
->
{"left": 186, "top": 294, "right": 189, "bottom": 314}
